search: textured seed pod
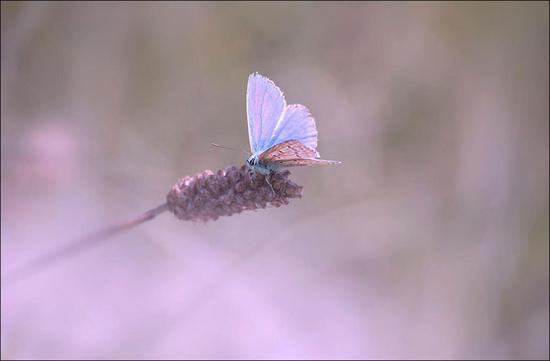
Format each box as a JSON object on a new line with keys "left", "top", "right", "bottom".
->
{"left": 166, "top": 165, "right": 303, "bottom": 222}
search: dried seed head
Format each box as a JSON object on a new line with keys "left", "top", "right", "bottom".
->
{"left": 166, "top": 165, "right": 303, "bottom": 222}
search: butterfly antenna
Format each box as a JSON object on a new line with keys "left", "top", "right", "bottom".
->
{"left": 211, "top": 143, "right": 251, "bottom": 156}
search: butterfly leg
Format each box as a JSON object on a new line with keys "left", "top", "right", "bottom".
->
{"left": 265, "top": 172, "right": 276, "bottom": 195}
{"left": 247, "top": 167, "right": 258, "bottom": 188}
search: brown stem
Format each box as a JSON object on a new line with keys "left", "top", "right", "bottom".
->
{"left": 3, "top": 203, "right": 169, "bottom": 285}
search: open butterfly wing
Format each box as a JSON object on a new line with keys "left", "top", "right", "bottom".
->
{"left": 246, "top": 73, "right": 287, "bottom": 154}
{"left": 269, "top": 104, "right": 318, "bottom": 154}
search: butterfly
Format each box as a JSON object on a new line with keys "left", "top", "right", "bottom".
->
{"left": 245, "top": 72, "right": 341, "bottom": 174}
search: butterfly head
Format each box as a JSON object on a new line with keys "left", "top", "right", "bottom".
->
{"left": 246, "top": 154, "right": 273, "bottom": 174}
{"left": 246, "top": 155, "right": 257, "bottom": 167}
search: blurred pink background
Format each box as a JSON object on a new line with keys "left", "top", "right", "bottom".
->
{"left": 1, "top": 2, "right": 548, "bottom": 359}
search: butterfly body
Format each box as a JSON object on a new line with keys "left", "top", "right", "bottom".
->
{"left": 245, "top": 73, "right": 341, "bottom": 173}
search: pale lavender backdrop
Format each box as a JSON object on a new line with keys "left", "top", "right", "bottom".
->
{"left": 1, "top": 2, "right": 548, "bottom": 359}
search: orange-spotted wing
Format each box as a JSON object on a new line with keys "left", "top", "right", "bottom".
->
{"left": 259, "top": 140, "right": 341, "bottom": 168}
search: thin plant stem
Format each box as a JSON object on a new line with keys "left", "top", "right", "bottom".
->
{"left": 3, "top": 203, "right": 169, "bottom": 285}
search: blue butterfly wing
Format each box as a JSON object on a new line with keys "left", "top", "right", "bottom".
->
{"left": 268, "top": 104, "right": 319, "bottom": 156}
{"left": 246, "top": 73, "right": 287, "bottom": 154}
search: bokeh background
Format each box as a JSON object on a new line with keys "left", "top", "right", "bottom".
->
{"left": 1, "top": 2, "right": 548, "bottom": 359}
